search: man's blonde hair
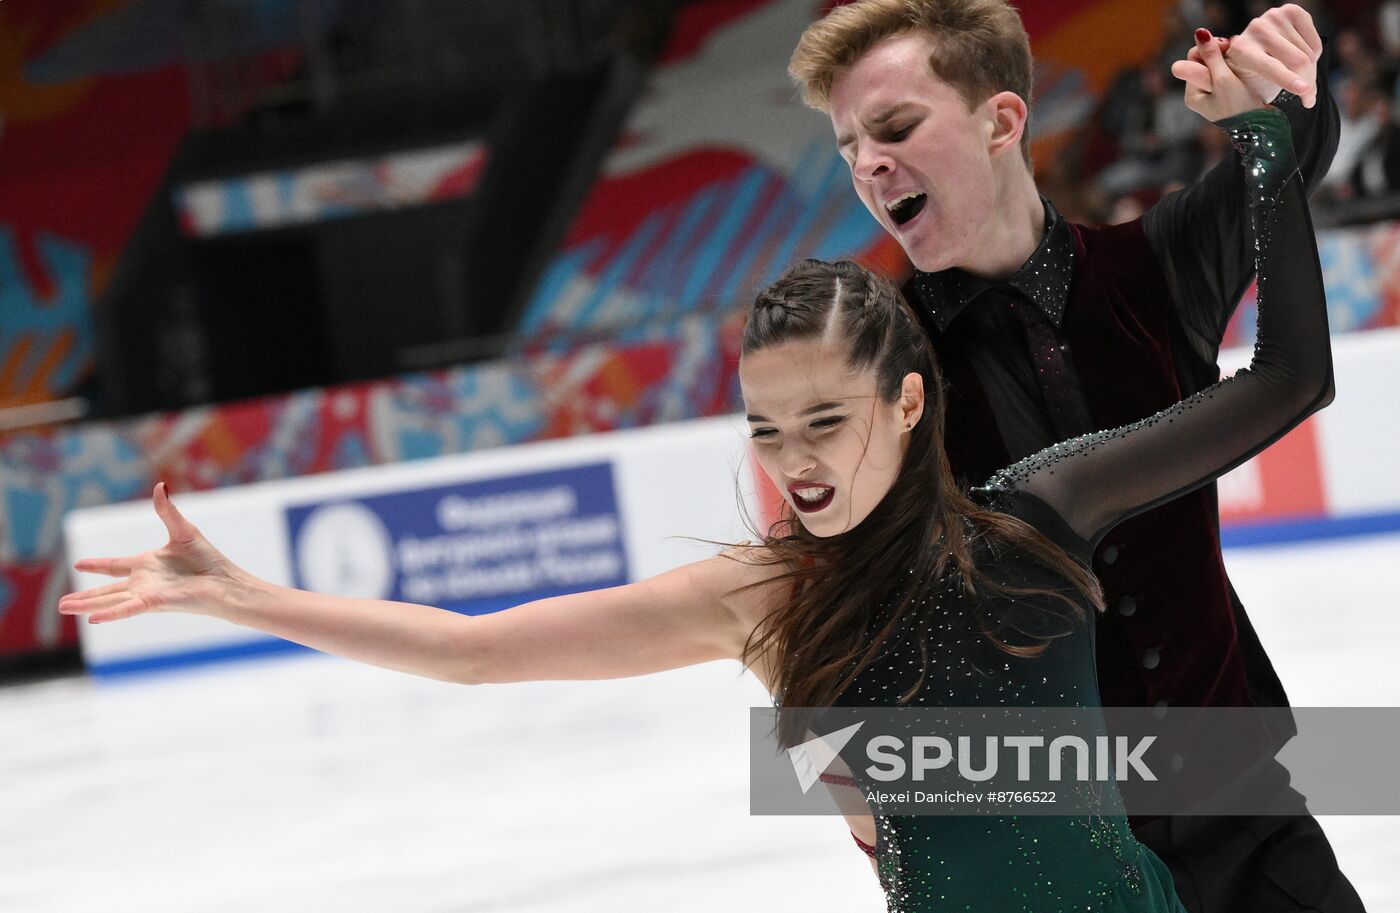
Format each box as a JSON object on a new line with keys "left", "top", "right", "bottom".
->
{"left": 789, "top": 0, "right": 1033, "bottom": 162}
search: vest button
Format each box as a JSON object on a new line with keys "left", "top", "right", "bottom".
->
{"left": 1142, "top": 648, "right": 1161, "bottom": 670}
{"left": 1117, "top": 596, "right": 1137, "bottom": 617}
{"left": 1102, "top": 545, "right": 1120, "bottom": 565}
{"left": 1152, "top": 700, "right": 1168, "bottom": 720}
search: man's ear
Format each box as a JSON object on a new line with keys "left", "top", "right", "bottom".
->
{"left": 986, "top": 90, "right": 1028, "bottom": 159}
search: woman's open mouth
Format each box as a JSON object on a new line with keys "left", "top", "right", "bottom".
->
{"left": 790, "top": 484, "right": 835, "bottom": 513}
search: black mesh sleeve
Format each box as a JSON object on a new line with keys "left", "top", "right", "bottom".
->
{"left": 979, "top": 108, "right": 1333, "bottom": 550}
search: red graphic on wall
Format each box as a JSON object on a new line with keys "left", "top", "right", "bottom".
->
{"left": 1217, "top": 417, "right": 1329, "bottom": 523}
{"left": 749, "top": 450, "right": 787, "bottom": 536}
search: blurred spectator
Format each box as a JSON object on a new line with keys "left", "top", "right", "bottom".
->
{"left": 1381, "top": 1, "right": 1400, "bottom": 59}
{"left": 1157, "top": 2, "right": 1198, "bottom": 75}
{"left": 1324, "top": 78, "right": 1400, "bottom": 200}
{"left": 1325, "top": 78, "right": 1384, "bottom": 195}
{"left": 1201, "top": 0, "right": 1233, "bottom": 37}
{"left": 1332, "top": 28, "right": 1380, "bottom": 99}
{"left": 1247, "top": 0, "right": 1337, "bottom": 47}
{"left": 1093, "top": 62, "right": 1204, "bottom": 198}
{"left": 1108, "top": 193, "right": 1147, "bottom": 225}
{"left": 1055, "top": 0, "right": 1400, "bottom": 223}
{"left": 1380, "top": 1, "right": 1400, "bottom": 107}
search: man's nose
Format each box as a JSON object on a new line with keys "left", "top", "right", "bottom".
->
{"left": 853, "top": 143, "right": 893, "bottom": 182}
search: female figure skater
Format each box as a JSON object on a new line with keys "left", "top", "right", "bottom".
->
{"left": 60, "top": 54, "right": 1328, "bottom": 912}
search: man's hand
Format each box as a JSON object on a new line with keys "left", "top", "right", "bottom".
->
{"left": 1192, "top": 3, "right": 1322, "bottom": 113}
{"left": 1226, "top": 3, "right": 1323, "bottom": 108}
{"left": 1173, "top": 29, "right": 1261, "bottom": 124}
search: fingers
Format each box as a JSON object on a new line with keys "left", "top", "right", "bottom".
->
{"left": 58, "top": 591, "right": 130, "bottom": 617}
{"left": 1258, "top": 27, "right": 1313, "bottom": 71}
{"left": 72, "top": 556, "right": 135, "bottom": 577}
{"left": 1266, "top": 20, "right": 1319, "bottom": 107}
{"left": 1278, "top": 3, "right": 1323, "bottom": 59}
{"left": 86, "top": 599, "right": 145, "bottom": 625}
{"left": 1240, "top": 45, "right": 1313, "bottom": 105}
{"left": 152, "top": 482, "right": 201, "bottom": 546}
{"left": 1171, "top": 59, "right": 1211, "bottom": 94}
{"left": 61, "top": 579, "right": 128, "bottom": 602}
{"left": 1195, "top": 29, "right": 1234, "bottom": 83}
{"left": 59, "top": 589, "right": 148, "bottom": 624}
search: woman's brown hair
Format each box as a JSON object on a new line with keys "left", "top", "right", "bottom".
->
{"left": 731, "top": 259, "right": 1102, "bottom": 747}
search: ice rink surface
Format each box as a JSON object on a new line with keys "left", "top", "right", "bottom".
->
{"left": 3, "top": 533, "right": 1398, "bottom": 912}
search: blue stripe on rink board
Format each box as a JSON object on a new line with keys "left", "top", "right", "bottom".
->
{"left": 89, "top": 636, "right": 312, "bottom": 679}
{"left": 1221, "top": 509, "right": 1400, "bottom": 549}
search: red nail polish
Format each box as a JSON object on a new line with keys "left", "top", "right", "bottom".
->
{"left": 1195, "top": 27, "right": 1210, "bottom": 44}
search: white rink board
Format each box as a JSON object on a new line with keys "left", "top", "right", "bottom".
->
{"left": 1217, "top": 326, "right": 1400, "bottom": 515}
{"left": 64, "top": 414, "right": 765, "bottom": 671}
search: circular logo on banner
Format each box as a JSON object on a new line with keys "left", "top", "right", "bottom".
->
{"left": 295, "top": 502, "right": 395, "bottom": 599}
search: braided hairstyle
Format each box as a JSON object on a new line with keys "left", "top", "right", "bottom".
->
{"left": 732, "top": 259, "right": 1104, "bottom": 747}
{"left": 744, "top": 259, "right": 928, "bottom": 404}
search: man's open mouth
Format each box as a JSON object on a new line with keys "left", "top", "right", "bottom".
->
{"left": 885, "top": 192, "right": 927, "bottom": 227}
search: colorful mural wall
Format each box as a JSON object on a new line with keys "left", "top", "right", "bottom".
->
{"left": 515, "top": 0, "right": 1181, "bottom": 345}
{"left": 0, "top": 1, "right": 198, "bottom": 411}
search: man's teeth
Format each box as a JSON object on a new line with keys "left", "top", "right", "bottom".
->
{"left": 885, "top": 192, "right": 922, "bottom": 212}
{"left": 794, "top": 487, "right": 832, "bottom": 502}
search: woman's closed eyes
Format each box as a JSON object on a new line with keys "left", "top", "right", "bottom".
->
{"left": 749, "top": 415, "right": 847, "bottom": 440}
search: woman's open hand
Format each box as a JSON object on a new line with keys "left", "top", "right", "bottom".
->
{"left": 60, "top": 482, "right": 242, "bottom": 624}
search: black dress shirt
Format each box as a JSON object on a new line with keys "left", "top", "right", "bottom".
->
{"left": 913, "top": 197, "right": 1079, "bottom": 462}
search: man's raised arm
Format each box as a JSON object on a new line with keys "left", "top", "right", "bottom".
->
{"left": 1142, "top": 4, "right": 1338, "bottom": 387}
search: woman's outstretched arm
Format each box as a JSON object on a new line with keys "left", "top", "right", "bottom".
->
{"left": 982, "top": 39, "right": 1333, "bottom": 549}
{"left": 60, "top": 483, "right": 774, "bottom": 684}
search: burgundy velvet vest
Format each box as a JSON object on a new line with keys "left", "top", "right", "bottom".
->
{"left": 915, "top": 216, "right": 1286, "bottom": 714}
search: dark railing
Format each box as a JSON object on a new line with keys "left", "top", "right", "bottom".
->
{"left": 1313, "top": 191, "right": 1400, "bottom": 229}
{"left": 176, "top": 0, "right": 654, "bottom": 129}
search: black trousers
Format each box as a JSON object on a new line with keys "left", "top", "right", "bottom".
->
{"left": 1132, "top": 764, "right": 1367, "bottom": 913}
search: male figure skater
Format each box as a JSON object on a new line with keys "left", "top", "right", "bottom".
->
{"left": 790, "top": 2, "right": 1362, "bottom": 910}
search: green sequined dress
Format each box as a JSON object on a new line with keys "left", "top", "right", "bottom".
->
{"left": 826, "top": 107, "right": 1328, "bottom": 912}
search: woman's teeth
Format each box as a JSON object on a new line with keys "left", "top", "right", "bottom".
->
{"left": 792, "top": 485, "right": 836, "bottom": 514}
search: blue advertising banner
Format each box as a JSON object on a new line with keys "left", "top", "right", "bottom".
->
{"left": 285, "top": 462, "right": 628, "bottom": 616}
